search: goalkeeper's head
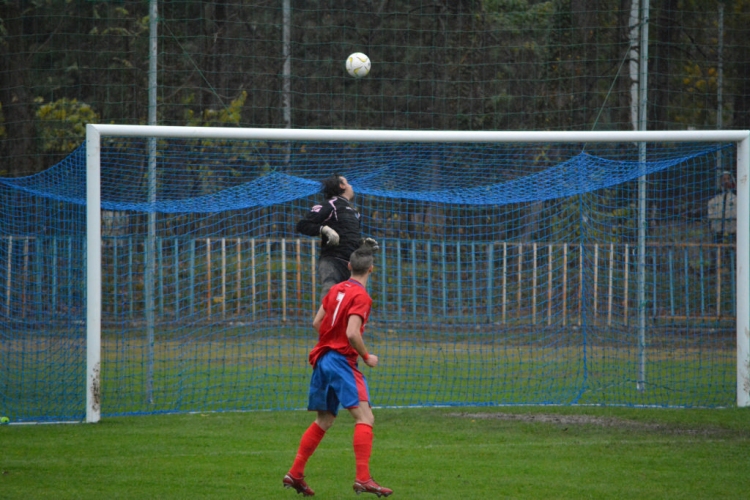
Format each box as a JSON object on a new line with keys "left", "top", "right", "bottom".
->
{"left": 349, "top": 239, "right": 376, "bottom": 276}
{"left": 321, "top": 173, "right": 354, "bottom": 200}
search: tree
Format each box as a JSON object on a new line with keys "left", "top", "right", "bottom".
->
{"left": 0, "top": 0, "right": 39, "bottom": 176}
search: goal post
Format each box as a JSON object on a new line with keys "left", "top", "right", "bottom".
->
{"left": 86, "top": 125, "right": 102, "bottom": 423}
{"left": 84, "top": 125, "right": 749, "bottom": 423}
{"left": 736, "top": 136, "right": 750, "bottom": 408}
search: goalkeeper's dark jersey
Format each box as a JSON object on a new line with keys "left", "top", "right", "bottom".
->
{"left": 296, "top": 196, "right": 362, "bottom": 261}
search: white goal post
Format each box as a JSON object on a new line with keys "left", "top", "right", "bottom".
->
{"left": 85, "top": 125, "right": 750, "bottom": 422}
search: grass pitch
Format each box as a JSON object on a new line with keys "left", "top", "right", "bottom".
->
{"left": 1, "top": 405, "right": 748, "bottom": 499}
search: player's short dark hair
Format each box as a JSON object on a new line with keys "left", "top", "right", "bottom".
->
{"left": 349, "top": 239, "right": 376, "bottom": 274}
{"left": 321, "top": 174, "right": 345, "bottom": 199}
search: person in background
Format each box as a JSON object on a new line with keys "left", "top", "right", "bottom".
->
{"left": 707, "top": 170, "right": 737, "bottom": 244}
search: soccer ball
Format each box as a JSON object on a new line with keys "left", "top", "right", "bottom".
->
{"left": 346, "top": 52, "right": 371, "bottom": 78}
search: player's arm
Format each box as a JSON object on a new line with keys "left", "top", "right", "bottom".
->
{"left": 296, "top": 203, "right": 333, "bottom": 237}
{"left": 312, "top": 304, "right": 326, "bottom": 332}
{"left": 346, "top": 314, "right": 378, "bottom": 367}
{"left": 297, "top": 203, "right": 340, "bottom": 245}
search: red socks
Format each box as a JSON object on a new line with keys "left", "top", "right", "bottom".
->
{"left": 289, "top": 421, "right": 373, "bottom": 482}
{"left": 289, "top": 422, "right": 327, "bottom": 477}
{"left": 353, "top": 423, "right": 374, "bottom": 481}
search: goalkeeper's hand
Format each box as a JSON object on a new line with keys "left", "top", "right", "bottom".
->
{"left": 361, "top": 237, "right": 379, "bottom": 251}
{"left": 320, "top": 226, "right": 340, "bottom": 245}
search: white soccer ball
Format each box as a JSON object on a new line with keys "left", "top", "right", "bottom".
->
{"left": 346, "top": 52, "right": 371, "bottom": 78}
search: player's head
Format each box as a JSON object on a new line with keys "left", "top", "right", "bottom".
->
{"left": 720, "top": 171, "right": 735, "bottom": 190}
{"left": 349, "top": 239, "right": 376, "bottom": 276}
{"left": 321, "top": 174, "right": 354, "bottom": 200}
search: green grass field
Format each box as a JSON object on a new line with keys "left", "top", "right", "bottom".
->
{"left": 2, "top": 406, "right": 749, "bottom": 499}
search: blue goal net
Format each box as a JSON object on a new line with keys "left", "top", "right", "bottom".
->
{"left": 0, "top": 136, "right": 740, "bottom": 422}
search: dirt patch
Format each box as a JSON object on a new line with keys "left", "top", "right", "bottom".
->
{"left": 447, "top": 411, "right": 718, "bottom": 435}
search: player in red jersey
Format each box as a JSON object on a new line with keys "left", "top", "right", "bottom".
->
{"left": 283, "top": 239, "right": 392, "bottom": 498}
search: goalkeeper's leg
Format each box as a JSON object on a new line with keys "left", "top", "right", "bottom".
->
{"left": 317, "top": 256, "right": 350, "bottom": 296}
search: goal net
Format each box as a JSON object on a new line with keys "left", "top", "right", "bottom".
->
{"left": 1, "top": 126, "right": 747, "bottom": 423}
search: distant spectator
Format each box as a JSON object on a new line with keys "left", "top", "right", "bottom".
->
{"left": 707, "top": 171, "right": 736, "bottom": 244}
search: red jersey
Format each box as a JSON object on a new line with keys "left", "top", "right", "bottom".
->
{"left": 308, "top": 279, "right": 372, "bottom": 367}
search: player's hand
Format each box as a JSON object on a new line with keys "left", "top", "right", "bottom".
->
{"left": 364, "top": 354, "right": 379, "bottom": 367}
{"left": 320, "top": 226, "right": 340, "bottom": 245}
{"left": 362, "top": 237, "right": 379, "bottom": 250}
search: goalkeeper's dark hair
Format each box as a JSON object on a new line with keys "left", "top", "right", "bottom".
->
{"left": 321, "top": 173, "right": 345, "bottom": 199}
{"left": 349, "top": 239, "right": 377, "bottom": 275}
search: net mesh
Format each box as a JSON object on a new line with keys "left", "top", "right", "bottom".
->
{"left": 3, "top": 2, "right": 750, "bottom": 175}
{"left": 0, "top": 137, "right": 738, "bottom": 422}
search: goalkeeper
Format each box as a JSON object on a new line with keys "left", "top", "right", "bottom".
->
{"left": 296, "top": 174, "right": 377, "bottom": 296}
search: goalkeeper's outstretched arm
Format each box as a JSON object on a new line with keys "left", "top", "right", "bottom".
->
{"left": 296, "top": 203, "right": 331, "bottom": 237}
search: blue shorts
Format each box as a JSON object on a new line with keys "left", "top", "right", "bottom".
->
{"left": 308, "top": 350, "right": 370, "bottom": 416}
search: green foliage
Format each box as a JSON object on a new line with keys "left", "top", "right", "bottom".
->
{"left": 485, "top": 0, "right": 556, "bottom": 30}
{"left": 35, "top": 98, "right": 99, "bottom": 154}
{"left": 3, "top": 0, "right": 750, "bottom": 176}
{"left": 542, "top": 189, "right": 637, "bottom": 245}
{"left": 184, "top": 91, "right": 248, "bottom": 127}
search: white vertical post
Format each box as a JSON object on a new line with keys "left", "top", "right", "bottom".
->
{"left": 736, "top": 135, "right": 749, "bottom": 407}
{"left": 282, "top": 238, "right": 287, "bottom": 322}
{"left": 145, "top": 0, "right": 158, "bottom": 406}
{"left": 636, "top": 0, "right": 650, "bottom": 393}
{"left": 282, "top": 0, "right": 292, "bottom": 129}
{"left": 85, "top": 125, "right": 102, "bottom": 423}
{"left": 5, "top": 236, "right": 12, "bottom": 316}
{"left": 717, "top": 3, "right": 724, "bottom": 132}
